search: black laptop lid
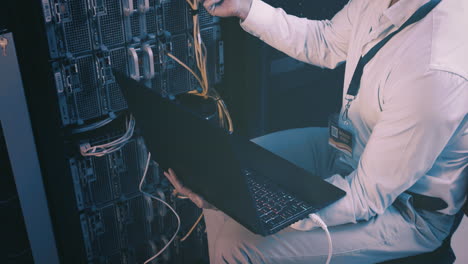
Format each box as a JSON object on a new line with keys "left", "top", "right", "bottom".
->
{"left": 114, "top": 71, "right": 264, "bottom": 233}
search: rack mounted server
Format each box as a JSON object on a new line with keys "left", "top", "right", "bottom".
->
{"left": 43, "top": 0, "right": 224, "bottom": 126}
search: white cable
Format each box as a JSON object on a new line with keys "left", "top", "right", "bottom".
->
{"left": 80, "top": 115, "right": 135, "bottom": 157}
{"left": 71, "top": 114, "right": 119, "bottom": 134}
{"left": 310, "top": 214, "right": 333, "bottom": 264}
{"left": 139, "top": 152, "right": 181, "bottom": 264}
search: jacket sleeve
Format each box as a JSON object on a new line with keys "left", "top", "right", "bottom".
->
{"left": 292, "top": 70, "right": 467, "bottom": 230}
{"left": 240, "top": 0, "right": 362, "bottom": 69}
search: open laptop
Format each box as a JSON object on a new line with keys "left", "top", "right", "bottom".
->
{"left": 114, "top": 71, "right": 345, "bottom": 236}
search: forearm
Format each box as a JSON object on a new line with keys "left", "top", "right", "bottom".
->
{"left": 294, "top": 71, "right": 467, "bottom": 229}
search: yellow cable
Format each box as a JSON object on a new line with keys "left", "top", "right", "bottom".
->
{"left": 180, "top": 212, "right": 204, "bottom": 242}
{"left": 166, "top": 0, "right": 233, "bottom": 133}
{"left": 166, "top": 52, "right": 204, "bottom": 89}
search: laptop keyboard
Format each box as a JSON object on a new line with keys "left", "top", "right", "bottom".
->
{"left": 245, "top": 172, "right": 315, "bottom": 230}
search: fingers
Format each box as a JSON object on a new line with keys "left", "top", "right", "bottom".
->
{"left": 203, "top": 0, "right": 223, "bottom": 15}
{"left": 164, "top": 169, "right": 192, "bottom": 195}
{"left": 163, "top": 169, "right": 183, "bottom": 190}
{"left": 164, "top": 171, "right": 202, "bottom": 207}
{"left": 203, "top": 0, "right": 221, "bottom": 9}
{"left": 163, "top": 168, "right": 213, "bottom": 209}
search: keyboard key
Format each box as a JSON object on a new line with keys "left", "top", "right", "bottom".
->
{"left": 246, "top": 174, "right": 315, "bottom": 230}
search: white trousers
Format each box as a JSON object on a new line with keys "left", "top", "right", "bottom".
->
{"left": 204, "top": 127, "right": 455, "bottom": 264}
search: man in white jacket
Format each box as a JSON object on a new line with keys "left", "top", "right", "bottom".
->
{"left": 164, "top": 0, "right": 468, "bottom": 262}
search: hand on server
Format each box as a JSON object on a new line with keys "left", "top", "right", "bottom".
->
{"left": 164, "top": 168, "right": 215, "bottom": 209}
{"left": 201, "top": 0, "right": 253, "bottom": 21}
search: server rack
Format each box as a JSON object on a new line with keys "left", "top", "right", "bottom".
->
{"left": 44, "top": 0, "right": 223, "bottom": 127}
{"left": 3, "top": 0, "right": 223, "bottom": 263}
{"left": 4, "top": 0, "right": 353, "bottom": 263}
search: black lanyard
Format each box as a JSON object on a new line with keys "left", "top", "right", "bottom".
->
{"left": 343, "top": 0, "right": 442, "bottom": 120}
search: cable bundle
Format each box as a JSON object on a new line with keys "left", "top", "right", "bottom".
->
{"left": 141, "top": 3, "right": 236, "bottom": 262}
{"left": 167, "top": 0, "right": 233, "bottom": 133}
{"left": 79, "top": 115, "right": 136, "bottom": 157}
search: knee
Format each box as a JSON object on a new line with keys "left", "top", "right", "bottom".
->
{"left": 213, "top": 235, "right": 264, "bottom": 264}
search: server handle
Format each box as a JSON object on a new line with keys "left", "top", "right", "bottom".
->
{"left": 143, "top": 45, "right": 155, "bottom": 80}
{"left": 128, "top": 47, "right": 141, "bottom": 81}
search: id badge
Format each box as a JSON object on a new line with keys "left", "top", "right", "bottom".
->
{"left": 328, "top": 113, "right": 354, "bottom": 157}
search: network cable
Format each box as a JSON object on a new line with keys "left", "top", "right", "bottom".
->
{"left": 142, "top": 0, "right": 234, "bottom": 247}
{"left": 139, "top": 152, "right": 181, "bottom": 264}
{"left": 180, "top": 212, "right": 204, "bottom": 242}
{"left": 71, "top": 113, "right": 120, "bottom": 134}
{"left": 152, "top": 0, "right": 235, "bottom": 244}
{"left": 79, "top": 115, "right": 135, "bottom": 157}
{"left": 163, "top": 0, "right": 233, "bottom": 133}
{"left": 310, "top": 214, "right": 333, "bottom": 264}
{"left": 166, "top": 51, "right": 233, "bottom": 132}
{"left": 187, "top": 0, "right": 233, "bottom": 132}
{"left": 186, "top": 0, "right": 209, "bottom": 96}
